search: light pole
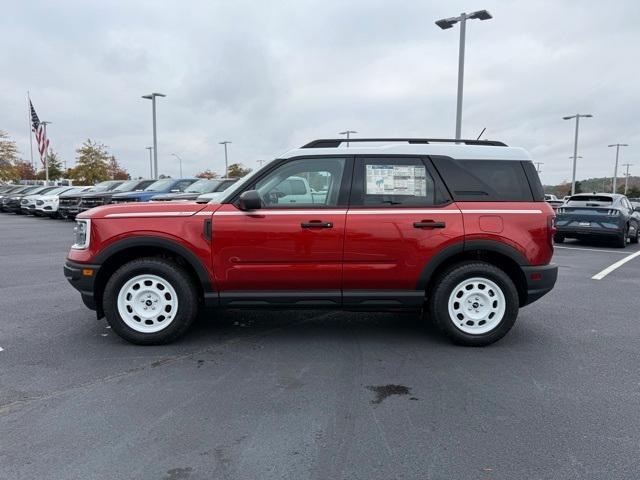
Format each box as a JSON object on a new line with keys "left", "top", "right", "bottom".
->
{"left": 622, "top": 163, "right": 633, "bottom": 195}
{"left": 142, "top": 93, "right": 166, "bottom": 179}
{"left": 219, "top": 141, "right": 231, "bottom": 177}
{"left": 563, "top": 114, "right": 593, "bottom": 195}
{"left": 608, "top": 143, "right": 628, "bottom": 193}
{"left": 339, "top": 130, "right": 357, "bottom": 147}
{"left": 171, "top": 153, "right": 184, "bottom": 178}
{"left": 145, "top": 147, "right": 153, "bottom": 178}
{"left": 535, "top": 162, "right": 544, "bottom": 173}
{"left": 436, "top": 10, "right": 492, "bottom": 141}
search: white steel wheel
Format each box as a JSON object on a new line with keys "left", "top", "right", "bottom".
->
{"left": 447, "top": 277, "right": 506, "bottom": 335}
{"left": 117, "top": 274, "right": 179, "bottom": 333}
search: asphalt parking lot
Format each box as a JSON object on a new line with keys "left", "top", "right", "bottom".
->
{"left": 1, "top": 214, "right": 640, "bottom": 480}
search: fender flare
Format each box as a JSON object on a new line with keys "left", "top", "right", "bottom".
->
{"left": 416, "top": 239, "right": 530, "bottom": 290}
{"left": 93, "top": 236, "right": 214, "bottom": 294}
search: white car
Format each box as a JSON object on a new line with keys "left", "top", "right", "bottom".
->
{"left": 34, "top": 186, "right": 91, "bottom": 217}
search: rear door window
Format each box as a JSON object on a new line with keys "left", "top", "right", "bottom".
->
{"left": 430, "top": 157, "right": 535, "bottom": 202}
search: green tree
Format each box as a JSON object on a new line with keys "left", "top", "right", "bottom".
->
{"left": 195, "top": 169, "right": 219, "bottom": 179}
{"left": 106, "top": 155, "right": 130, "bottom": 180}
{"left": 36, "top": 150, "right": 64, "bottom": 180}
{"left": 573, "top": 181, "right": 583, "bottom": 194}
{"left": 69, "top": 139, "right": 110, "bottom": 184}
{"left": 227, "top": 163, "right": 252, "bottom": 178}
{"left": 0, "top": 130, "right": 20, "bottom": 181}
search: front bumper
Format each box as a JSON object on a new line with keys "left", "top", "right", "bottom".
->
{"left": 64, "top": 260, "right": 100, "bottom": 311}
{"left": 521, "top": 264, "right": 558, "bottom": 306}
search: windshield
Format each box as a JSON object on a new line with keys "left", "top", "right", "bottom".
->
{"left": 185, "top": 179, "right": 221, "bottom": 193}
{"left": 113, "top": 180, "right": 141, "bottom": 192}
{"left": 43, "top": 187, "right": 71, "bottom": 196}
{"left": 90, "top": 181, "right": 119, "bottom": 192}
{"left": 144, "top": 179, "right": 174, "bottom": 192}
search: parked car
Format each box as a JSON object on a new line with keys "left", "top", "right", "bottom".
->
{"left": 58, "top": 181, "right": 125, "bottom": 219}
{"left": 78, "top": 179, "right": 156, "bottom": 213}
{"left": 0, "top": 185, "right": 27, "bottom": 203}
{"left": 110, "top": 178, "right": 198, "bottom": 204}
{"left": 555, "top": 193, "right": 640, "bottom": 247}
{"left": 33, "top": 186, "right": 89, "bottom": 217}
{"left": 545, "top": 193, "right": 564, "bottom": 211}
{"left": 65, "top": 137, "right": 557, "bottom": 347}
{"left": 1, "top": 185, "right": 51, "bottom": 213}
{"left": 20, "top": 186, "right": 63, "bottom": 214}
{"left": 151, "top": 178, "right": 237, "bottom": 201}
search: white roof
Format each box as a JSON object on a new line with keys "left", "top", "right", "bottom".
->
{"left": 280, "top": 142, "right": 531, "bottom": 161}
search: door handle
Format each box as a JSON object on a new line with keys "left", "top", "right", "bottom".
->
{"left": 413, "top": 220, "right": 446, "bottom": 229}
{"left": 301, "top": 221, "right": 333, "bottom": 228}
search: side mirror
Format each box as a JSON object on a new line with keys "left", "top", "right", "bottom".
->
{"left": 239, "top": 190, "right": 262, "bottom": 211}
{"left": 634, "top": 206, "right": 640, "bottom": 213}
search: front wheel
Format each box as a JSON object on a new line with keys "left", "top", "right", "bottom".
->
{"left": 103, "top": 257, "right": 199, "bottom": 345}
{"left": 630, "top": 223, "right": 639, "bottom": 244}
{"left": 428, "top": 262, "right": 520, "bottom": 346}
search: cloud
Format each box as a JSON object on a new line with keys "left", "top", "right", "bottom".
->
{"left": 1, "top": 0, "right": 638, "bottom": 183}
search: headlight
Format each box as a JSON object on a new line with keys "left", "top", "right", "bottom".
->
{"left": 72, "top": 219, "right": 91, "bottom": 250}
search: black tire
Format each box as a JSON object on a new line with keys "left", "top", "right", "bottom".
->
{"left": 103, "top": 257, "right": 199, "bottom": 345}
{"left": 554, "top": 234, "right": 565, "bottom": 244}
{"left": 630, "top": 223, "right": 639, "bottom": 244}
{"left": 615, "top": 226, "right": 628, "bottom": 248}
{"left": 428, "top": 261, "right": 520, "bottom": 347}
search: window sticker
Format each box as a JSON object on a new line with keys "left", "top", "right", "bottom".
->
{"left": 365, "top": 165, "right": 427, "bottom": 196}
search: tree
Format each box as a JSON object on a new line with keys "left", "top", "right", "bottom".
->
{"left": 195, "top": 169, "right": 219, "bottom": 179}
{"left": 68, "top": 139, "right": 110, "bottom": 184}
{"left": 574, "top": 181, "right": 583, "bottom": 194}
{"left": 36, "top": 150, "right": 64, "bottom": 180}
{"left": 106, "top": 155, "right": 130, "bottom": 180}
{"left": 15, "top": 161, "right": 37, "bottom": 180}
{"left": 227, "top": 163, "right": 252, "bottom": 178}
{"left": 0, "top": 130, "right": 20, "bottom": 181}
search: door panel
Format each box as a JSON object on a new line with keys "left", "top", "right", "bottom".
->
{"left": 212, "top": 205, "right": 346, "bottom": 290}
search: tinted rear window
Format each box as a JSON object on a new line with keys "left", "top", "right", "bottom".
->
{"left": 431, "top": 158, "right": 534, "bottom": 202}
{"left": 567, "top": 196, "right": 613, "bottom": 206}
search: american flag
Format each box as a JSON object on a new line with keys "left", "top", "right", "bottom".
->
{"left": 30, "top": 100, "right": 49, "bottom": 166}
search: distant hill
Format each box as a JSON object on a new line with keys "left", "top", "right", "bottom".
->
{"left": 544, "top": 176, "right": 640, "bottom": 198}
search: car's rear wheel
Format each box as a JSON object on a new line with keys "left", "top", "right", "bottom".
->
{"left": 428, "top": 261, "right": 519, "bottom": 346}
{"left": 554, "top": 234, "right": 565, "bottom": 243}
{"left": 103, "top": 257, "right": 198, "bottom": 345}
{"left": 629, "top": 223, "right": 639, "bottom": 244}
{"left": 615, "top": 226, "right": 628, "bottom": 248}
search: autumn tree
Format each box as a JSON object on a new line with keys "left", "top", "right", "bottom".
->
{"left": 106, "top": 155, "right": 130, "bottom": 180}
{"left": 227, "top": 163, "right": 252, "bottom": 178}
{"left": 36, "top": 150, "right": 64, "bottom": 180}
{"left": 0, "top": 130, "right": 20, "bottom": 181}
{"left": 68, "top": 139, "right": 110, "bottom": 184}
{"left": 195, "top": 169, "right": 219, "bottom": 179}
{"left": 14, "top": 161, "right": 37, "bottom": 180}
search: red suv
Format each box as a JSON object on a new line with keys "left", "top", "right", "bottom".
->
{"left": 64, "top": 138, "right": 557, "bottom": 346}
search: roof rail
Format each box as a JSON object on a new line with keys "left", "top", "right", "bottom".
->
{"left": 301, "top": 138, "right": 508, "bottom": 148}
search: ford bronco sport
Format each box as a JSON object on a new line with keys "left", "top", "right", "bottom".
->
{"left": 65, "top": 138, "right": 558, "bottom": 346}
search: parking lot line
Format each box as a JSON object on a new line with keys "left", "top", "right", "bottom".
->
{"left": 555, "top": 246, "right": 630, "bottom": 255}
{"left": 591, "top": 251, "right": 640, "bottom": 280}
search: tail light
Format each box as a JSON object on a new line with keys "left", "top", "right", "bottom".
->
{"left": 556, "top": 207, "right": 565, "bottom": 214}
{"left": 607, "top": 209, "right": 620, "bottom": 216}
{"left": 548, "top": 215, "right": 556, "bottom": 249}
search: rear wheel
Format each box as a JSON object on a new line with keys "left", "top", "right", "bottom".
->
{"left": 630, "top": 223, "right": 639, "bottom": 244}
{"left": 615, "top": 226, "right": 628, "bottom": 248}
{"left": 428, "top": 262, "right": 519, "bottom": 346}
{"left": 103, "top": 257, "right": 199, "bottom": 345}
{"left": 554, "top": 234, "right": 565, "bottom": 244}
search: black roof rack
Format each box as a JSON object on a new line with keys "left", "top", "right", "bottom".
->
{"left": 301, "top": 138, "right": 508, "bottom": 148}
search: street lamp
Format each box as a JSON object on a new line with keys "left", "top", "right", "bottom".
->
{"left": 435, "top": 10, "right": 493, "bottom": 141}
{"left": 622, "top": 163, "right": 633, "bottom": 195}
{"left": 171, "top": 153, "right": 184, "bottom": 178}
{"left": 145, "top": 147, "right": 153, "bottom": 178}
{"left": 142, "top": 92, "right": 166, "bottom": 179}
{"left": 607, "top": 143, "right": 629, "bottom": 193}
{"left": 219, "top": 141, "right": 231, "bottom": 177}
{"left": 563, "top": 114, "right": 593, "bottom": 195}
{"left": 339, "top": 130, "right": 357, "bottom": 147}
{"left": 535, "top": 162, "right": 544, "bottom": 174}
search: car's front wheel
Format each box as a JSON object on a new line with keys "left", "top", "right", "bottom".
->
{"left": 103, "top": 257, "right": 199, "bottom": 345}
{"left": 428, "top": 261, "right": 520, "bottom": 346}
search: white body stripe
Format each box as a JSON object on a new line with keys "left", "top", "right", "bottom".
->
{"left": 105, "top": 211, "right": 197, "bottom": 218}
{"left": 214, "top": 208, "right": 542, "bottom": 216}
{"left": 460, "top": 209, "right": 543, "bottom": 214}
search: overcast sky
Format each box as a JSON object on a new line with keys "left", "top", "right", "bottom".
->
{"left": 1, "top": 0, "right": 638, "bottom": 184}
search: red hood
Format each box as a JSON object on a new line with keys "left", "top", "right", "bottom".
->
{"left": 77, "top": 201, "right": 219, "bottom": 219}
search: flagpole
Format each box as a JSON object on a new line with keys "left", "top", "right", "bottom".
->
{"left": 41, "top": 121, "right": 51, "bottom": 184}
{"left": 27, "top": 92, "right": 34, "bottom": 170}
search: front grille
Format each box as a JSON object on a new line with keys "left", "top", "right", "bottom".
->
{"left": 59, "top": 197, "right": 80, "bottom": 207}
{"left": 81, "top": 198, "right": 104, "bottom": 208}
{"left": 36, "top": 200, "right": 44, "bottom": 206}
